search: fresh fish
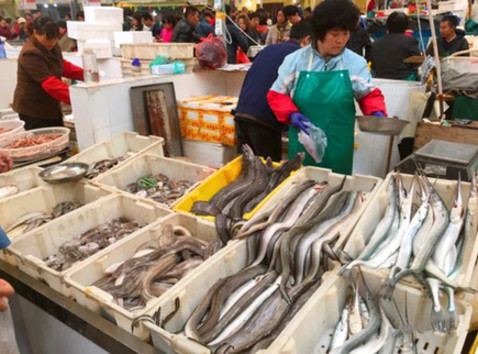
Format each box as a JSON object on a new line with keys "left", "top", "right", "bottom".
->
{"left": 0, "top": 185, "right": 18, "bottom": 199}
{"left": 330, "top": 305, "right": 350, "bottom": 351}
{"left": 190, "top": 201, "right": 221, "bottom": 216}
{"left": 349, "top": 308, "right": 391, "bottom": 354}
{"left": 6, "top": 211, "right": 48, "bottom": 233}
{"left": 348, "top": 283, "right": 363, "bottom": 337}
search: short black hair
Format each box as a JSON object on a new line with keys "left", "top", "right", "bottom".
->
{"left": 33, "top": 17, "right": 59, "bottom": 39}
{"left": 142, "top": 12, "right": 153, "bottom": 21}
{"left": 76, "top": 11, "right": 84, "bottom": 20}
{"left": 441, "top": 14, "right": 458, "bottom": 28}
{"left": 312, "top": 0, "right": 359, "bottom": 41}
{"left": 283, "top": 5, "right": 299, "bottom": 17}
{"left": 185, "top": 6, "right": 199, "bottom": 18}
{"left": 57, "top": 20, "right": 67, "bottom": 29}
{"left": 162, "top": 14, "right": 175, "bottom": 25}
{"left": 290, "top": 20, "right": 313, "bottom": 41}
{"left": 386, "top": 11, "right": 410, "bottom": 33}
{"left": 249, "top": 12, "right": 259, "bottom": 20}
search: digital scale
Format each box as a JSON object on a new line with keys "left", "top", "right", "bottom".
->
{"left": 394, "top": 139, "right": 478, "bottom": 181}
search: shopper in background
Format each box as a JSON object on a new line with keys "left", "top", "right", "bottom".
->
{"left": 76, "top": 11, "right": 85, "bottom": 21}
{"left": 123, "top": 8, "right": 133, "bottom": 31}
{"left": 0, "top": 18, "right": 14, "bottom": 40}
{"left": 64, "top": 14, "right": 72, "bottom": 21}
{"left": 247, "top": 12, "right": 263, "bottom": 45}
{"left": 347, "top": 17, "right": 372, "bottom": 61}
{"left": 172, "top": 6, "right": 201, "bottom": 43}
{"left": 142, "top": 12, "right": 154, "bottom": 31}
{"left": 196, "top": 10, "right": 213, "bottom": 38}
{"left": 131, "top": 12, "right": 144, "bottom": 31}
{"left": 33, "top": 11, "right": 42, "bottom": 20}
{"left": 283, "top": 5, "right": 302, "bottom": 25}
{"left": 303, "top": 7, "right": 313, "bottom": 20}
{"left": 265, "top": 8, "right": 291, "bottom": 45}
{"left": 17, "top": 17, "right": 29, "bottom": 41}
{"left": 371, "top": 12, "right": 420, "bottom": 80}
{"left": 225, "top": 5, "right": 250, "bottom": 63}
{"left": 426, "top": 14, "right": 469, "bottom": 57}
{"left": 268, "top": 0, "right": 387, "bottom": 174}
{"left": 234, "top": 21, "right": 313, "bottom": 161}
{"left": 13, "top": 17, "right": 84, "bottom": 130}
{"left": 160, "top": 14, "right": 175, "bottom": 42}
{"left": 57, "top": 20, "right": 76, "bottom": 52}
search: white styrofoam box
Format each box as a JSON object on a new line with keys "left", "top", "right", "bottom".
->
{"left": 85, "top": 39, "right": 113, "bottom": 59}
{"left": 181, "top": 139, "right": 237, "bottom": 168}
{"left": 6, "top": 194, "right": 171, "bottom": 295}
{"left": 64, "top": 213, "right": 225, "bottom": 339}
{"left": 0, "top": 182, "right": 110, "bottom": 244}
{"left": 344, "top": 172, "right": 478, "bottom": 289}
{"left": 65, "top": 132, "right": 164, "bottom": 181}
{"left": 249, "top": 167, "right": 382, "bottom": 252}
{"left": 114, "top": 31, "right": 153, "bottom": 49}
{"left": 0, "top": 166, "right": 45, "bottom": 201}
{"left": 93, "top": 154, "right": 215, "bottom": 209}
{"left": 67, "top": 21, "right": 122, "bottom": 42}
{"left": 266, "top": 270, "right": 472, "bottom": 354}
{"left": 84, "top": 6, "right": 124, "bottom": 25}
{"left": 121, "top": 43, "right": 195, "bottom": 60}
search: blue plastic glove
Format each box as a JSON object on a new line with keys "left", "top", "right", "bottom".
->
{"left": 372, "top": 111, "right": 386, "bottom": 117}
{"left": 290, "top": 112, "right": 310, "bottom": 134}
{"left": 0, "top": 227, "right": 11, "bottom": 249}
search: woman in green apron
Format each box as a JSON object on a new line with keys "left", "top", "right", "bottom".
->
{"left": 268, "top": 0, "right": 388, "bottom": 175}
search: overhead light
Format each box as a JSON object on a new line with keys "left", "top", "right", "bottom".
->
{"left": 43, "top": 3, "right": 49, "bottom": 7}
{"left": 152, "top": 10, "right": 157, "bottom": 16}
{"left": 53, "top": 3, "right": 57, "bottom": 7}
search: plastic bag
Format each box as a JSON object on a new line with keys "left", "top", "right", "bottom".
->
{"left": 298, "top": 123, "right": 327, "bottom": 163}
{"left": 195, "top": 34, "right": 227, "bottom": 69}
{"left": 148, "top": 55, "right": 169, "bottom": 68}
{"left": 0, "top": 298, "right": 20, "bottom": 354}
{"left": 236, "top": 48, "right": 250, "bottom": 64}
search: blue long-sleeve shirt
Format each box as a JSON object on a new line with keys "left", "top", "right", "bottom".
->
{"left": 234, "top": 40, "right": 301, "bottom": 131}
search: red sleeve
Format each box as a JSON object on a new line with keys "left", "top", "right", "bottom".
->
{"left": 267, "top": 90, "right": 299, "bottom": 124}
{"left": 358, "top": 88, "right": 387, "bottom": 116}
{"left": 41, "top": 77, "right": 71, "bottom": 105}
{"left": 62, "top": 60, "right": 84, "bottom": 81}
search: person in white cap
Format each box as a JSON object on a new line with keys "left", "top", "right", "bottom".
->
{"left": 17, "top": 17, "right": 29, "bottom": 41}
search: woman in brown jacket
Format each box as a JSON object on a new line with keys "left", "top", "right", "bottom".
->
{"left": 13, "top": 17, "right": 84, "bottom": 130}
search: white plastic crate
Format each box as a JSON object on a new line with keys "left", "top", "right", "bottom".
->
{"left": 65, "top": 132, "right": 164, "bottom": 181}
{"left": 0, "top": 165, "right": 45, "bottom": 200}
{"left": 121, "top": 43, "right": 195, "bottom": 60}
{"left": 0, "top": 182, "right": 110, "bottom": 265}
{"left": 93, "top": 154, "right": 215, "bottom": 208}
{"left": 84, "top": 6, "right": 123, "bottom": 25}
{"left": 64, "top": 213, "right": 224, "bottom": 340}
{"left": 343, "top": 172, "right": 478, "bottom": 289}
{"left": 67, "top": 21, "right": 122, "bottom": 42}
{"left": 6, "top": 194, "right": 171, "bottom": 295}
{"left": 114, "top": 31, "right": 153, "bottom": 49}
{"left": 182, "top": 139, "right": 237, "bottom": 168}
{"left": 85, "top": 39, "right": 113, "bottom": 59}
{"left": 266, "top": 270, "right": 472, "bottom": 354}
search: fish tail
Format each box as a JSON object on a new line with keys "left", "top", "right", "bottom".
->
{"left": 430, "top": 306, "right": 449, "bottom": 334}
{"left": 379, "top": 276, "right": 397, "bottom": 302}
{"left": 279, "top": 281, "right": 291, "bottom": 305}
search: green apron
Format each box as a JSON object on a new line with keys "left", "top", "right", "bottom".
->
{"left": 288, "top": 53, "right": 356, "bottom": 175}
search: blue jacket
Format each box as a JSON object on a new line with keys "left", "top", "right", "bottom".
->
{"left": 235, "top": 40, "right": 301, "bottom": 131}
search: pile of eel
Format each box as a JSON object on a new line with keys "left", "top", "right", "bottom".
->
{"left": 165, "top": 177, "right": 369, "bottom": 353}
{"left": 190, "top": 144, "right": 304, "bottom": 244}
{"left": 341, "top": 172, "right": 478, "bottom": 334}
{"left": 93, "top": 224, "right": 222, "bottom": 311}
{"left": 44, "top": 217, "right": 144, "bottom": 271}
{"left": 85, "top": 156, "right": 126, "bottom": 179}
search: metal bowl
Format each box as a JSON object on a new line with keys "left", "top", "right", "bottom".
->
{"left": 39, "top": 163, "right": 89, "bottom": 184}
{"left": 356, "top": 115, "right": 409, "bottom": 136}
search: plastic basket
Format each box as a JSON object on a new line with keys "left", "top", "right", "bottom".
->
{"left": 64, "top": 213, "right": 225, "bottom": 340}
{"left": 0, "top": 120, "right": 25, "bottom": 144}
{"left": 121, "top": 43, "right": 195, "bottom": 60}
{"left": 5, "top": 194, "right": 171, "bottom": 295}
{"left": 0, "top": 166, "right": 45, "bottom": 201}
{"left": 93, "top": 154, "right": 215, "bottom": 209}
{"left": 65, "top": 132, "right": 164, "bottom": 181}
{"left": 343, "top": 172, "right": 478, "bottom": 289}
{"left": 266, "top": 270, "right": 472, "bottom": 354}
{"left": 0, "top": 127, "right": 70, "bottom": 162}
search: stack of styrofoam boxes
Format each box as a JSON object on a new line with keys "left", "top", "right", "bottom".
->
{"left": 113, "top": 31, "right": 153, "bottom": 50}
{"left": 67, "top": 6, "right": 123, "bottom": 58}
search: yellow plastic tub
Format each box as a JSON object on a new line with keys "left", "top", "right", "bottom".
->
{"left": 471, "top": 335, "right": 478, "bottom": 354}
{"left": 173, "top": 156, "right": 300, "bottom": 221}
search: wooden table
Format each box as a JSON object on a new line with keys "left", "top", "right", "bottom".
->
{"left": 414, "top": 121, "right": 478, "bottom": 150}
